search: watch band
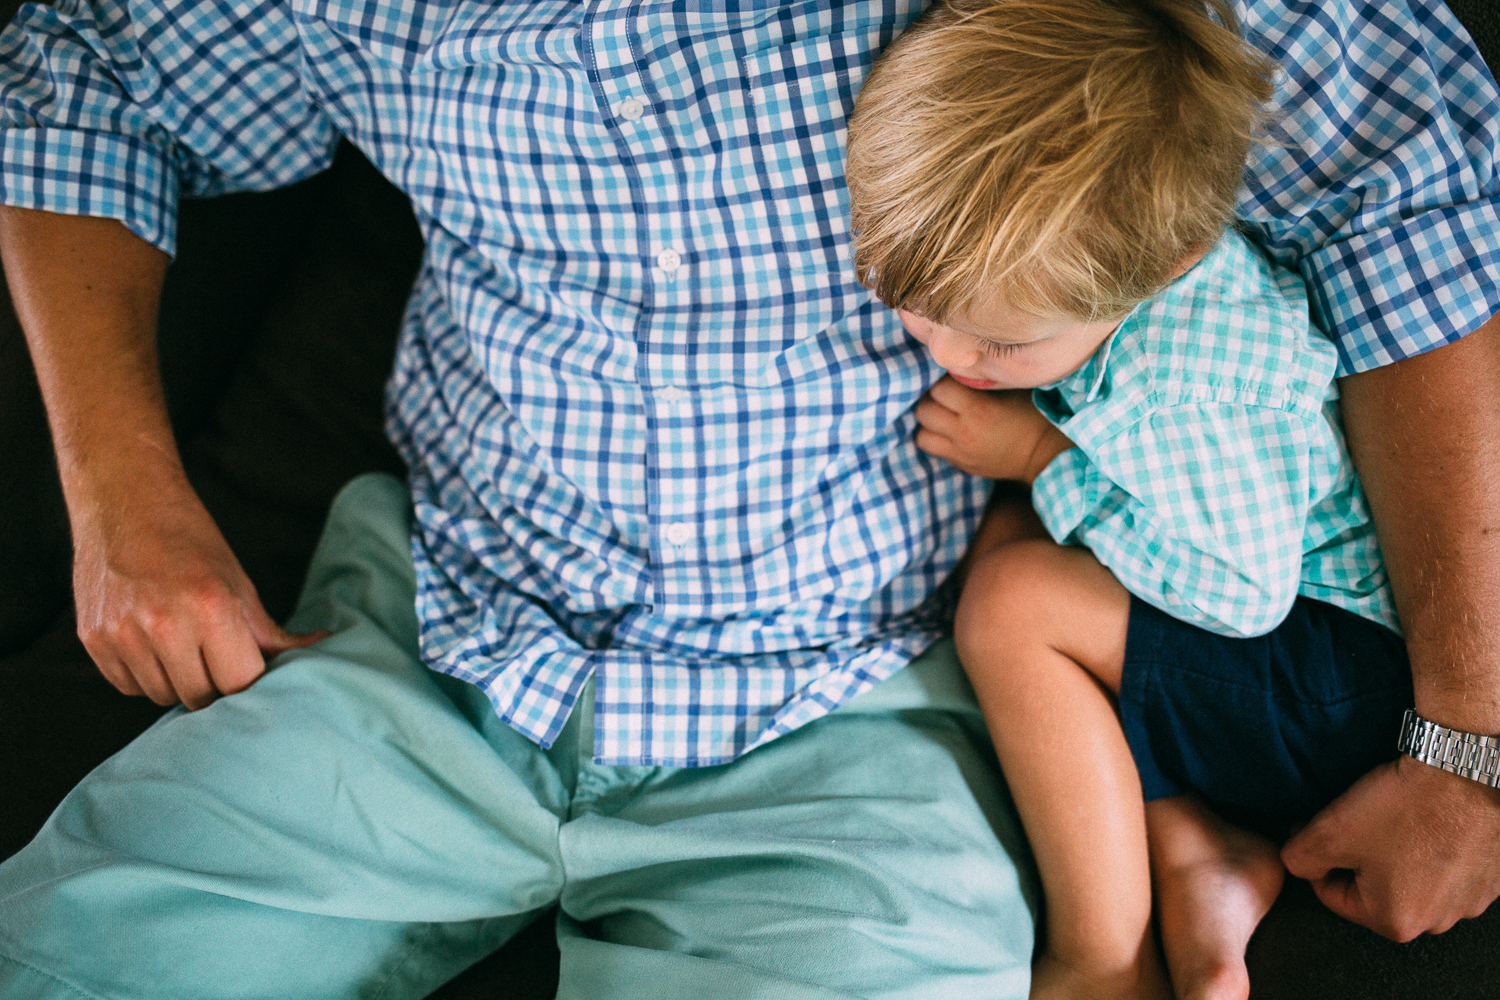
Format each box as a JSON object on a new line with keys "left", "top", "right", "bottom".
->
{"left": 1396, "top": 709, "right": 1500, "bottom": 789}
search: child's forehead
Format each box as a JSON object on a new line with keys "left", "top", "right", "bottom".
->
{"left": 948, "top": 294, "right": 1084, "bottom": 343}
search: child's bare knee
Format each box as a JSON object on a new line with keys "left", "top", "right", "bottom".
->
{"left": 956, "top": 539, "right": 1073, "bottom": 641}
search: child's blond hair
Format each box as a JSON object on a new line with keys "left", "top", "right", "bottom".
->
{"left": 847, "top": 0, "right": 1275, "bottom": 323}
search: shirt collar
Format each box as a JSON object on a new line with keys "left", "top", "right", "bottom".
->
{"left": 1040, "top": 299, "right": 1143, "bottom": 405}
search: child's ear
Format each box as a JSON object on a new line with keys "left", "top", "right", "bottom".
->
{"left": 1165, "top": 243, "right": 1212, "bottom": 281}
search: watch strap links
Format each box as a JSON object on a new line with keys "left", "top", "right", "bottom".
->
{"left": 1397, "top": 709, "right": 1500, "bottom": 789}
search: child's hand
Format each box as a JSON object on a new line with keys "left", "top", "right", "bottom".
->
{"left": 914, "top": 376, "right": 1075, "bottom": 483}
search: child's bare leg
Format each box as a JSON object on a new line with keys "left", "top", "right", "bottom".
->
{"left": 953, "top": 483, "right": 1053, "bottom": 586}
{"left": 956, "top": 539, "right": 1168, "bottom": 1000}
{"left": 1146, "top": 796, "right": 1284, "bottom": 1000}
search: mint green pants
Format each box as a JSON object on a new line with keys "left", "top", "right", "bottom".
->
{"left": 0, "top": 474, "right": 1037, "bottom": 999}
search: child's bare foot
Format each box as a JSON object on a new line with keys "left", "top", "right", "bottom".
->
{"left": 1030, "top": 943, "right": 1172, "bottom": 1000}
{"left": 1147, "top": 796, "right": 1284, "bottom": 1000}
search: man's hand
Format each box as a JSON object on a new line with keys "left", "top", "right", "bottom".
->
{"left": 1282, "top": 756, "right": 1500, "bottom": 940}
{"left": 71, "top": 461, "right": 323, "bottom": 709}
{"left": 914, "top": 376, "right": 1073, "bottom": 482}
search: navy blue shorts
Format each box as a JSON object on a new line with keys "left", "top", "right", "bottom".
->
{"left": 1118, "top": 595, "right": 1411, "bottom": 826}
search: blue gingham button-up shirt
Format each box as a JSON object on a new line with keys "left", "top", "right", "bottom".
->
{"left": 2, "top": 0, "right": 1497, "bottom": 764}
{"left": 1033, "top": 232, "right": 1399, "bottom": 640}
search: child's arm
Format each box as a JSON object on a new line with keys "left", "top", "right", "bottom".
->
{"left": 1032, "top": 401, "right": 1315, "bottom": 639}
{"left": 918, "top": 377, "right": 1316, "bottom": 640}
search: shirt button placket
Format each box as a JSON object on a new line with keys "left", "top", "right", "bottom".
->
{"left": 655, "top": 245, "right": 683, "bottom": 282}
{"left": 618, "top": 96, "right": 645, "bottom": 123}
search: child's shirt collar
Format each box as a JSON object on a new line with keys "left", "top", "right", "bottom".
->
{"left": 1039, "top": 299, "right": 1143, "bottom": 406}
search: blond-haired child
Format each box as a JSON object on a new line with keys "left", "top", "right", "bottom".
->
{"left": 848, "top": 2, "right": 1409, "bottom": 998}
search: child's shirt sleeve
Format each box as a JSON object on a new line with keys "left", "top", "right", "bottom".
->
{"left": 1031, "top": 401, "right": 1319, "bottom": 639}
{"left": 0, "top": 0, "right": 339, "bottom": 256}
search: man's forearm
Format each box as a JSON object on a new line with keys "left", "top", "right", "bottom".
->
{"left": 0, "top": 206, "right": 180, "bottom": 515}
{"left": 1339, "top": 311, "right": 1500, "bottom": 733}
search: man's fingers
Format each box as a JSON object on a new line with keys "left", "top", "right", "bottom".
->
{"left": 201, "top": 594, "right": 329, "bottom": 699}
{"left": 202, "top": 616, "right": 269, "bottom": 697}
{"left": 126, "top": 650, "right": 180, "bottom": 707}
{"left": 146, "top": 626, "right": 220, "bottom": 709}
{"left": 162, "top": 648, "right": 220, "bottom": 710}
{"left": 1309, "top": 873, "right": 1423, "bottom": 942}
{"left": 90, "top": 648, "right": 146, "bottom": 698}
{"left": 80, "top": 624, "right": 164, "bottom": 701}
{"left": 130, "top": 604, "right": 220, "bottom": 709}
{"left": 1307, "top": 869, "right": 1366, "bottom": 926}
{"left": 101, "top": 624, "right": 174, "bottom": 705}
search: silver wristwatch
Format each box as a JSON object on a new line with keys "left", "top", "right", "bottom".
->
{"left": 1396, "top": 709, "right": 1500, "bottom": 788}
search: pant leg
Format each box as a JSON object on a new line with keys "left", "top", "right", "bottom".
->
{"left": 555, "top": 640, "right": 1041, "bottom": 1000}
{"left": 0, "top": 474, "right": 564, "bottom": 1000}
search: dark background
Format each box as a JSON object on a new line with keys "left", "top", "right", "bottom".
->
{"left": 1, "top": 1, "right": 1497, "bottom": 996}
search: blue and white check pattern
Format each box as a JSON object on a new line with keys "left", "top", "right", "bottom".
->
{"left": 1240, "top": 0, "right": 1500, "bottom": 373}
{"left": 1033, "top": 232, "right": 1399, "bottom": 639}
{"left": 0, "top": 0, "right": 1489, "bottom": 762}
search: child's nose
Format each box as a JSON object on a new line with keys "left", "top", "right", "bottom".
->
{"left": 928, "top": 327, "right": 980, "bottom": 371}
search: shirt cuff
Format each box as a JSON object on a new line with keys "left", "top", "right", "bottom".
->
{"left": 1030, "top": 446, "right": 1106, "bottom": 546}
{"left": 1303, "top": 198, "right": 1500, "bottom": 376}
{"left": 0, "top": 127, "right": 179, "bottom": 256}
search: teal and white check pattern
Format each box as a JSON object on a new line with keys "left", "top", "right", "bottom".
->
{"left": 1033, "top": 232, "right": 1399, "bottom": 639}
{"left": 0, "top": 0, "right": 1488, "bottom": 762}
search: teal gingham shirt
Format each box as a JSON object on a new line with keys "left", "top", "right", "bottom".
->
{"left": 1032, "top": 231, "right": 1399, "bottom": 640}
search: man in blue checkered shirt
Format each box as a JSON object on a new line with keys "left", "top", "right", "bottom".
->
{"left": 0, "top": 0, "right": 1496, "bottom": 996}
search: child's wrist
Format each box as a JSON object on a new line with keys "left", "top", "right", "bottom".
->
{"left": 1022, "top": 425, "right": 1075, "bottom": 484}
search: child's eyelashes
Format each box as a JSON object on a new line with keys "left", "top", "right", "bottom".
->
{"left": 981, "top": 338, "right": 1024, "bottom": 358}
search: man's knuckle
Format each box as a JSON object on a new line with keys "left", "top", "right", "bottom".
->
{"left": 103, "top": 616, "right": 139, "bottom": 647}
{"left": 138, "top": 605, "right": 179, "bottom": 642}
{"left": 195, "top": 586, "right": 239, "bottom": 622}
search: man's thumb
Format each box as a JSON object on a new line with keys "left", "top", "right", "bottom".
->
{"left": 1281, "top": 817, "right": 1340, "bottom": 881}
{"left": 248, "top": 604, "right": 328, "bottom": 655}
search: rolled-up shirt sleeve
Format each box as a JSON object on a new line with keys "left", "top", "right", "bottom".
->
{"left": 0, "top": 0, "right": 337, "bottom": 256}
{"left": 1032, "top": 403, "right": 1315, "bottom": 639}
{"left": 1237, "top": 0, "right": 1500, "bottom": 373}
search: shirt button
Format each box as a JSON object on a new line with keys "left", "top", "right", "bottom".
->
{"left": 656, "top": 247, "right": 682, "bottom": 273}
{"left": 619, "top": 97, "right": 645, "bottom": 122}
{"left": 664, "top": 522, "right": 693, "bottom": 546}
{"left": 657, "top": 385, "right": 687, "bottom": 402}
